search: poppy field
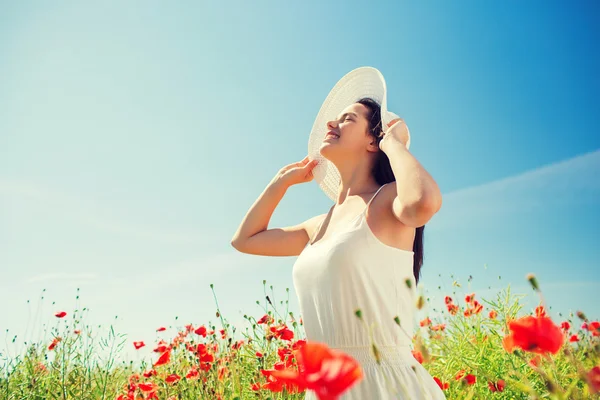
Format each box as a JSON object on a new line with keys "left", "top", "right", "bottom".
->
{"left": 1, "top": 273, "right": 599, "bottom": 400}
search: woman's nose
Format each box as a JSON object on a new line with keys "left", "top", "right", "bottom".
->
{"left": 326, "top": 120, "right": 337, "bottom": 130}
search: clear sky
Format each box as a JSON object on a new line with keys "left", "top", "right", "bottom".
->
{"left": 1, "top": 1, "right": 599, "bottom": 365}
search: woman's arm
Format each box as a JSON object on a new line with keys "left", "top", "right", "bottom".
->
{"left": 380, "top": 121, "right": 442, "bottom": 227}
{"left": 231, "top": 157, "right": 322, "bottom": 256}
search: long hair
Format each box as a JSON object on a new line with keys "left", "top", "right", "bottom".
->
{"left": 356, "top": 97, "right": 425, "bottom": 286}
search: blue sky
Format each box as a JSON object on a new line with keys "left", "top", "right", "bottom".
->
{"left": 1, "top": 1, "right": 599, "bottom": 364}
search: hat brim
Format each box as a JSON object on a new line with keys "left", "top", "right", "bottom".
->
{"left": 308, "top": 66, "right": 410, "bottom": 201}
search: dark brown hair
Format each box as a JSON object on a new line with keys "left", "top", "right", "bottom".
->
{"left": 357, "top": 97, "right": 425, "bottom": 285}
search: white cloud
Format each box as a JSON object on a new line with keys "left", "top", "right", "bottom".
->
{"left": 429, "top": 149, "right": 600, "bottom": 231}
{"left": 0, "top": 179, "right": 208, "bottom": 244}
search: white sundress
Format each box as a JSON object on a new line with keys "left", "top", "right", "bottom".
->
{"left": 292, "top": 183, "right": 446, "bottom": 400}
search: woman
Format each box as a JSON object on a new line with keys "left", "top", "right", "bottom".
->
{"left": 231, "top": 69, "right": 445, "bottom": 399}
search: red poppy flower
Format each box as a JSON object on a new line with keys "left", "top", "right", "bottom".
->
{"left": 165, "top": 373, "right": 181, "bottom": 384}
{"left": 269, "top": 324, "right": 294, "bottom": 341}
{"left": 454, "top": 369, "right": 466, "bottom": 381}
{"left": 257, "top": 314, "right": 272, "bottom": 324}
{"left": 431, "top": 323, "right": 446, "bottom": 331}
{"left": 412, "top": 350, "right": 424, "bottom": 364}
{"left": 463, "top": 374, "right": 476, "bottom": 385}
{"left": 194, "top": 325, "right": 207, "bottom": 337}
{"left": 186, "top": 367, "right": 200, "bottom": 380}
{"left": 48, "top": 337, "right": 62, "bottom": 351}
{"left": 138, "top": 382, "right": 158, "bottom": 392}
{"left": 133, "top": 341, "right": 145, "bottom": 350}
{"left": 156, "top": 326, "right": 166, "bottom": 332}
{"left": 489, "top": 310, "right": 498, "bottom": 319}
{"left": 55, "top": 311, "right": 67, "bottom": 318}
{"left": 588, "top": 321, "right": 600, "bottom": 337}
{"left": 218, "top": 366, "right": 229, "bottom": 381}
{"left": 560, "top": 321, "right": 570, "bottom": 331}
{"left": 534, "top": 305, "right": 547, "bottom": 318}
{"left": 153, "top": 349, "right": 171, "bottom": 367}
{"left": 569, "top": 334, "right": 579, "bottom": 342}
{"left": 502, "top": 315, "right": 564, "bottom": 355}
{"left": 153, "top": 340, "right": 170, "bottom": 353}
{"left": 488, "top": 379, "right": 505, "bottom": 392}
{"left": 433, "top": 376, "right": 449, "bottom": 390}
{"left": 143, "top": 369, "right": 157, "bottom": 378}
{"left": 267, "top": 341, "right": 363, "bottom": 400}
{"left": 587, "top": 366, "right": 600, "bottom": 394}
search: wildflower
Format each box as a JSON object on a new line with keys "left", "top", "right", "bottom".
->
{"left": 588, "top": 321, "right": 600, "bottom": 337}
{"left": 489, "top": 310, "right": 498, "bottom": 319}
{"left": 138, "top": 382, "right": 158, "bottom": 393}
{"left": 447, "top": 304, "right": 459, "bottom": 315}
{"left": 48, "top": 336, "right": 62, "bottom": 351}
{"left": 433, "top": 377, "right": 449, "bottom": 390}
{"left": 156, "top": 326, "right": 166, "bottom": 332}
{"left": 454, "top": 370, "right": 466, "bottom": 381}
{"left": 133, "top": 341, "right": 145, "bottom": 350}
{"left": 194, "top": 325, "right": 207, "bottom": 337}
{"left": 55, "top": 311, "right": 67, "bottom": 318}
{"left": 143, "top": 369, "right": 157, "bottom": 378}
{"left": 463, "top": 374, "right": 477, "bottom": 385}
{"left": 269, "top": 324, "right": 294, "bottom": 341}
{"left": 560, "top": 321, "right": 570, "bottom": 331}
{"left": 502, "top": 315, "right": 564, "bottom": 355}
{"left": 535, "top": 305, "right": 547, "bottom": 318}
{"left": 419, "top": 317, "right": 431, "bottom": 327}
{"left": 186, "top": 367, "right": 199, "bottom": 380}
{"left": 488, "top": 379, "right": 505, "bottom": 392}
{"left": 153, "top": 349, "right": 171, "bottom": 367}
{"left": 165, "top": 373, "right": 181, "bottom": 384}
{"left": 587, "top": 366, "right": 600, "bottom": 394}
{"left": 569, "top": 334, "right": 579, "bottom": 342}
{"left": 218, "top": 365, "right": 229, "bottom": 381}
{"left": 267, "top": 341, "right": 363, "bottom": 400}
{"left": 412, "top": 350, "right": 424, "bottom": 364}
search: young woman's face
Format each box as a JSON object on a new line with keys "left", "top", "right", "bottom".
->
{"left": 319, "top": 103, "right": 376, "bottom": 162}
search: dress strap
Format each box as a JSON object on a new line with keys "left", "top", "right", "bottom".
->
{"left": 361, "top": 183, "right": 388, "bottom": 216}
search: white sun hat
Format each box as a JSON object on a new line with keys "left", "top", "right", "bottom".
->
{"left": 308, "top": 66, "right": 410, "bottom": 201}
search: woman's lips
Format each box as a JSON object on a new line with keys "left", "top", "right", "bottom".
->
{"left": 324, "top": 131, "right": 340, "bottom": 140}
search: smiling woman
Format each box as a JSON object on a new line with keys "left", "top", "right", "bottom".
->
{"left": 231, "top": 67, "right": 444, "bottom": 399}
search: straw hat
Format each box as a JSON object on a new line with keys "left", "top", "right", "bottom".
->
{"left": 308, "top": 66, "right": 410, "bottom": 201}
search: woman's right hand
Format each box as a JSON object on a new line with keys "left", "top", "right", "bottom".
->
{"left": 274, "top": 156, "right": 319, "bottom": 188}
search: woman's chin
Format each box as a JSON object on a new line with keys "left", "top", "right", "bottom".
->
{"left": 319, "top": 143, "right": 336, "bottom": 160}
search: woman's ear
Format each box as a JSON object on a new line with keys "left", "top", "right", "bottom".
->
{"left": 367, "top": 135, "right": 380, "bottom": 153}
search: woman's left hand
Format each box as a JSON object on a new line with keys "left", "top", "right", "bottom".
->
{"left": 379, "top": 118, "right": 409, "bottom": 151}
